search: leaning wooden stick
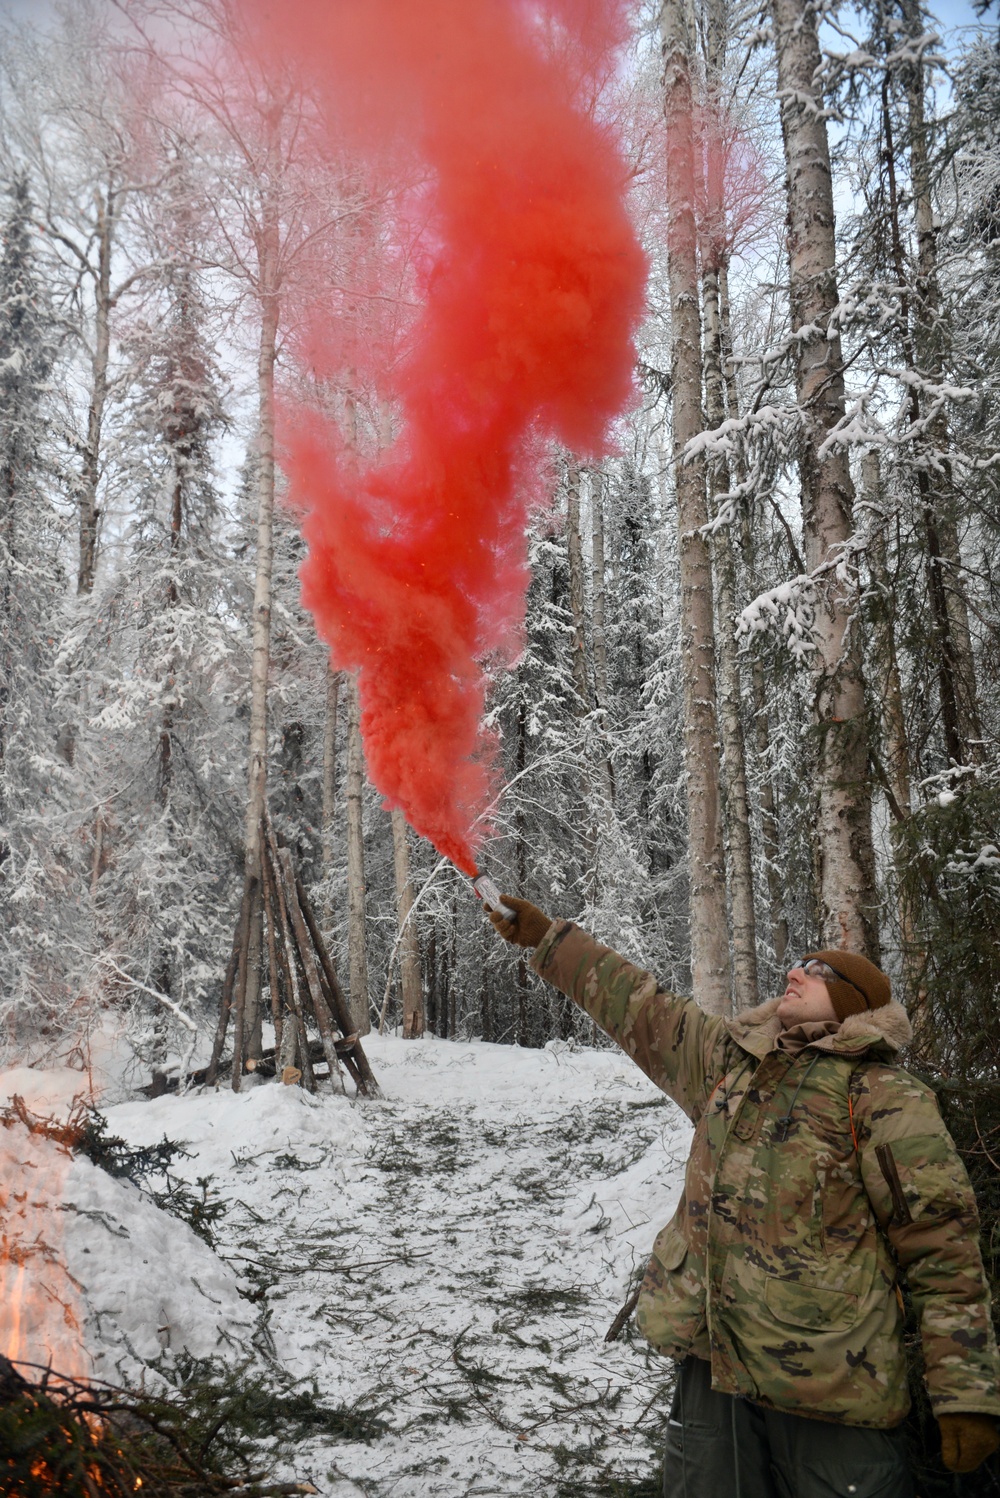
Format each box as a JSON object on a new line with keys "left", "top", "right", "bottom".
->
{"left": 261, "top": 844, "right": 300, "bottom": 1078}
{"left": 205, "top": 903, "right": 244, "bottom": 1086}
{"left": 261, "top": 824, "right": 315, "bottom": 1093}
{"left": 230, "top": 875, "right": 259, "bottom": 1094}
{"left": 259, "top": 839, "right": 285, "bottom": 1060}
{"left": 277, "top": 846, "right": 346, "bottom": 1096}
{"left": 263, "top": 857, "right": 301, "bottom": 1079}
{"left": 295, "top": 875, "right": 381, "bottom": 1098}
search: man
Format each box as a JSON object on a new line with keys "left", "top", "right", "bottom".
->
{"left": 487, "top": 895, "right": 1000, "bottom": 1498}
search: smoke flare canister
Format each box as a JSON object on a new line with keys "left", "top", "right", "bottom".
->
{"left": 473, "top": 876, "right": 515, "bottom": 921}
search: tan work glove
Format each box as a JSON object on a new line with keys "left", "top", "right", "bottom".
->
{"left": 938, "top": 1413, "right": 1000, "bottom": 1473}
{"left": 486, "top": 895, "right": 552, "bottom": 950}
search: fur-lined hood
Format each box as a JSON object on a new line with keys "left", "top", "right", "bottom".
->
{"left": 726, "top": 994, "right": 913, "bottom": 1060}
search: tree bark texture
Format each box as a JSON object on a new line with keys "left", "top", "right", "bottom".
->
{"left": 77, "top": 183, "right": 114, "bottom": 597}
{"left": 660, "top": 0, "right": 731, "bottom": 1014}
{"left": 771, "top": 0, "right": 879, "bottom": 956}
{"left": 898, "top": 0, "right": 982, "bottom": 761}
{"left": 345, "top": 673, "right": 371, "bottom": 1035}
{"left": 391, "top": 807, "right": 424, "bottom": 1038}
{"left": 750, "top": 652, "right": 789, "bottom": 968}
{"left": 276, "top": 845, "right": 345, "bottom": 1094}
{"left": 591, "top": 470, "right": 609, "bottom": 713}
{"left": 565, "top": 459, "right": 590, "bottom": 709}
{"left": 259, "top": 844, "right": 284, "bottom": 1061}
{"left": 719, "top": 262, "right": 789, "bottom": 969}
{"left": 294, "top": 875, "right": 380, "bottom": 1096}
{"left": 321, "top": 664, "right": 339, "bottom": 896}
{"left": 861, "top": 452, "right": 911, "bottom": 823}
{"left": 702, "top": 262, "right": 759, "bottom": 1008}
{"left": 241, "top": 112, "right": 282, "bottom": 1061}
{"left": 157, "top": 469, "right": 183, "bottom": 808}
{"left": 206, "top": 906, "right": 244, "bottom": 1087}
{"left": 515, "top": 671, "right": 530, "bottom": 1043}
{"left": 717, "top": 262, "right": 788, "bottom": 965}
{"left": 591, "top": 468, "right": 616, "bottom": 806}
{"left": 879, "top": 71, "right": 965, "bottom": 770}
{"left": 699, "top": 0, "right": 757, "bottom": 1006}
{"left": 261, "top": 828, "right": 314, "bottom": 1091}
{"left": 0, "top": 458, "right": 15, "bottom": 840}
{"left": 230, "top": 877, "right": 260, "bottom": 1093}
{"left": 861, "top": 452, "right": 922, "bottom": 1007}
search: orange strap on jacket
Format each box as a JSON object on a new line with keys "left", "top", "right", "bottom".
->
{"left": 848, "top": 1089, "right": 859, "bottom": 1154}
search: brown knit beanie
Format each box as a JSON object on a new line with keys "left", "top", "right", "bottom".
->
{"left": 802, "top": 949, "right": 892, "bottom": 1022}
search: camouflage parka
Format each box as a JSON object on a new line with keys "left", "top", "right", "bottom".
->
{"left": 531, "top": 921, "right": 1000, "bottom": 1429}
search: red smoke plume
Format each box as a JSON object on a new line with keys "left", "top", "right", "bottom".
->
{"left": 248, "top": 0, "right": 646, "bottom": 874}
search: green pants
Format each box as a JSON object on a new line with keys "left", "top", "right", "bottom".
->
{"left": 663, "top": 1357, "right": 915, "bottom": 1498}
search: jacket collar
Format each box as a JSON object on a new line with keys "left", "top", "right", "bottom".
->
{"left": 725, "top": 994, "right": 913, "bottom": 1061}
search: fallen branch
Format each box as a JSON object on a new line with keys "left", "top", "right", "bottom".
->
{"left": 95, "top": 956, "right": 199, "bottom": 1034}
{"left": 604, "top": 1283, "right": 642, "bottom": 1343}
{"left": 95, "top": 955, "right": 201, "bottom": 1091}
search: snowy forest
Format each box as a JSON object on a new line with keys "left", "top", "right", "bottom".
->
{"left": 2, "top": 0, "right": 1000, "bottom": 1493}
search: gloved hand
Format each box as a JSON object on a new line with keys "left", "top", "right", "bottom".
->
{"left": 486, "top": 895, "right": 553, "bottom": 950}
{"left": 938, "top": 1413, "right": 1000, "bottom": 1473}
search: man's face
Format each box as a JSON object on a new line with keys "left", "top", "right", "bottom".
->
{"left": 776, "top": 963, "right": 839, "bottom": 1027}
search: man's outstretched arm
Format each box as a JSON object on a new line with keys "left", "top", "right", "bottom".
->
{"left": 487, "top": 896, "right": 727, "bottom": 1120}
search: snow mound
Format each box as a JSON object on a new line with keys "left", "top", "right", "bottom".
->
{"left": 62, "top": 1146, "right": 257, "bottom": 1383}
{"left": 0, "top": 1115, "right": 256, "bottom": 1389}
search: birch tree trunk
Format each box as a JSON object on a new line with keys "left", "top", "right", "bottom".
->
{"left": 771, "top": 0, "right": 879, "bottom": 956}
{"left": 238, "top": 113, "right": 282, "bottom": 1077}
{"left": 720, "top": 261, "right": 788, "bottom": 968}
{"left": 565, "top": 460, "right": 590, "bottom": 709}
{"left": 77, "top": 182, "right": 114, "bottom": 597}
{"left": 703, "top": 271, "right": 758, "bottom": 1008}
{"left": 750, "top": 652, "right": 789, "bottom": 968}
{"left": 0, "top": 447, "right": 15, "bottom": 855}
{"left": 391, "top": 807, "right": 424, "bottom": 1038}
{"left": 591, "top": 468, "right": 615, "bottom": 805}
{"left": 565, "top": 457, "right": 599, "bottom": 892}
{"left": 700, "top": 0, "right": 757, "bottom": 1007}
{"left": 861, "top": 451, "right": 921, "bottom": 1002}
{"left": 660, "top": 0, "right": 731, "bottom": 1013}
{"left": 861, "top": 452, "right": 911, "bottom": 824}
{"left": 515, "top": 670, "right": 530, "bottom": 1044}
{"left": 157, "top": 455, "right": 184, "bottom": 808}
{"left": 899, "top": 0, "right": 982, "bottom": 762}
{"left": 345, "top": 672, "right": 371, "bottom": 1035}
{"left": 321, "top": 663, "right": 339, "bottom": 915}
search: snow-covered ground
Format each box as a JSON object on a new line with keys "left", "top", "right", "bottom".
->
{"left": 2, "top": 1032, "right": 692, "bottom": 1496}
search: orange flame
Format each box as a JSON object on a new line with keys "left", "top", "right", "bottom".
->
{"left": 0, "top": 1098, "right": 91, "bottom": 1387}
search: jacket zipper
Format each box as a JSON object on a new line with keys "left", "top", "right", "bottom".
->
{"left": 876, "top": 1143, "right": 913, "bottom": 1225}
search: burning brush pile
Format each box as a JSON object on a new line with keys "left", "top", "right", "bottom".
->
{"left": 0, "top": 1353, "right": 320, "bottom": 1497}
{"left": 0, "top": 1097, "right": 375, "bottom": 1496}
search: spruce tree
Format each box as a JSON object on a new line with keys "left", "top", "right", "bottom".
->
{"left": 87, "top": 213, "right": 241, "bottom": 1072}
{"left": 0, "top": 174, "right": 85, "bottom": 1049}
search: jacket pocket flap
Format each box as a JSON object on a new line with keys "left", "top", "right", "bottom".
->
{"left": 652, "top": 1226, "right": 689, "bottom": 1273}
{"left": 764, "top": 1274, "right": 858, "bottom": 1331}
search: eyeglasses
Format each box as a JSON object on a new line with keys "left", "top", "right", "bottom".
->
{"left": 790, "top": 959, "right": 871, "bottom": 1010}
